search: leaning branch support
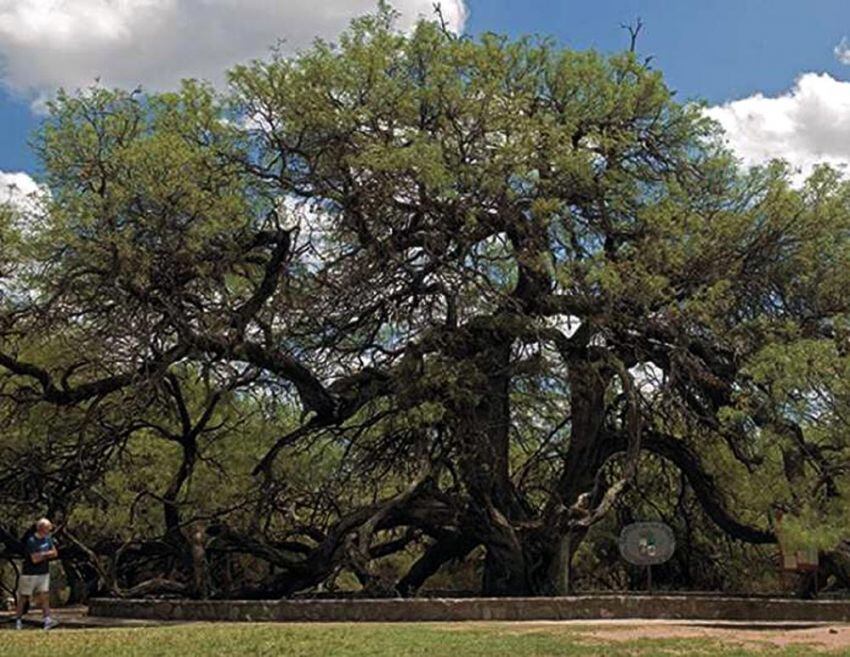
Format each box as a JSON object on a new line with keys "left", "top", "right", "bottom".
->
{"left": 642, "top": 431, "right": 776, "bottom": 545}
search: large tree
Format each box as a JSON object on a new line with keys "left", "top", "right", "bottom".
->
{"left": 3, "top": 8, "right": 850, "bottom": 597}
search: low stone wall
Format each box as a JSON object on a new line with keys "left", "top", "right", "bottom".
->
{"left": 88, "top": 595, "right": 850, "bottom": 623}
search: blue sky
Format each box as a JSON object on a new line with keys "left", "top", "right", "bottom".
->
{"left": 466, "top": 0, "right": 850, "bottom": 102}
{"left": 1, "top": 0, "right": 849, "bottom": 179}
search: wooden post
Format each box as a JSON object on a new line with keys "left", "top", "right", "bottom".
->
{"left": 557, "top": 533, "right": 572, "bottom": 595}
{"left": 189, "top": 522, "right": 208, "bottom": 599}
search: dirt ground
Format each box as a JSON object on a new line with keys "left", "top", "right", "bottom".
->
{"left": 457, "top": 619, "right": 850, "bottom": 652}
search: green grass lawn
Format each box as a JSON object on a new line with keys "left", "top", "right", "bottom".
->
{"left": 3, "top": 622, "right": 847, "bottom": 657}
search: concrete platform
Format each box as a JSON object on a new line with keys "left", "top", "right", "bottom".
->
{"left": 87, "top": 594, "right": 850, "bottom": 623}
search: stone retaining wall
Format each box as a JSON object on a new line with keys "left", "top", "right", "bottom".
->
{"left": 88, "top": 595, "right": 850, "bottom": 623}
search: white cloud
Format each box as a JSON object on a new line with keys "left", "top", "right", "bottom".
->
{"left": 835, "top": 37, "right": 850, "bottom": 65}
{"left": 0, "top": 170, "right": 43, "bottom": 213}
{"left": 706, "top": 73, "right": 850, "bottom": 180}
{"left": 0, "top": 1, "right": 467, "bottom": 100}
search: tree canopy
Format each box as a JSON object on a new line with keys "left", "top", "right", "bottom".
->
{"left": 3, "top": 7, "right": 850, "bottom": 599}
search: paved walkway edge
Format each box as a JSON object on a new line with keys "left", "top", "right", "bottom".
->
{"left": 88, "top": 595, "right": 850, "bottom": 623}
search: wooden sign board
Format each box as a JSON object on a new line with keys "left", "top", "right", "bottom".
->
{"left": 774, "top": 511, "right": 819, "bottom": 574}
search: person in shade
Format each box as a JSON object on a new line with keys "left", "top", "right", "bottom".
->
{"left": 14, "top": 518, "right": 59, "bottom": 630}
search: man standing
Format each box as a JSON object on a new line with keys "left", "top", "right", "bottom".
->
{"left": 14, "top": 518, "right": 59, "bottom": 630}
